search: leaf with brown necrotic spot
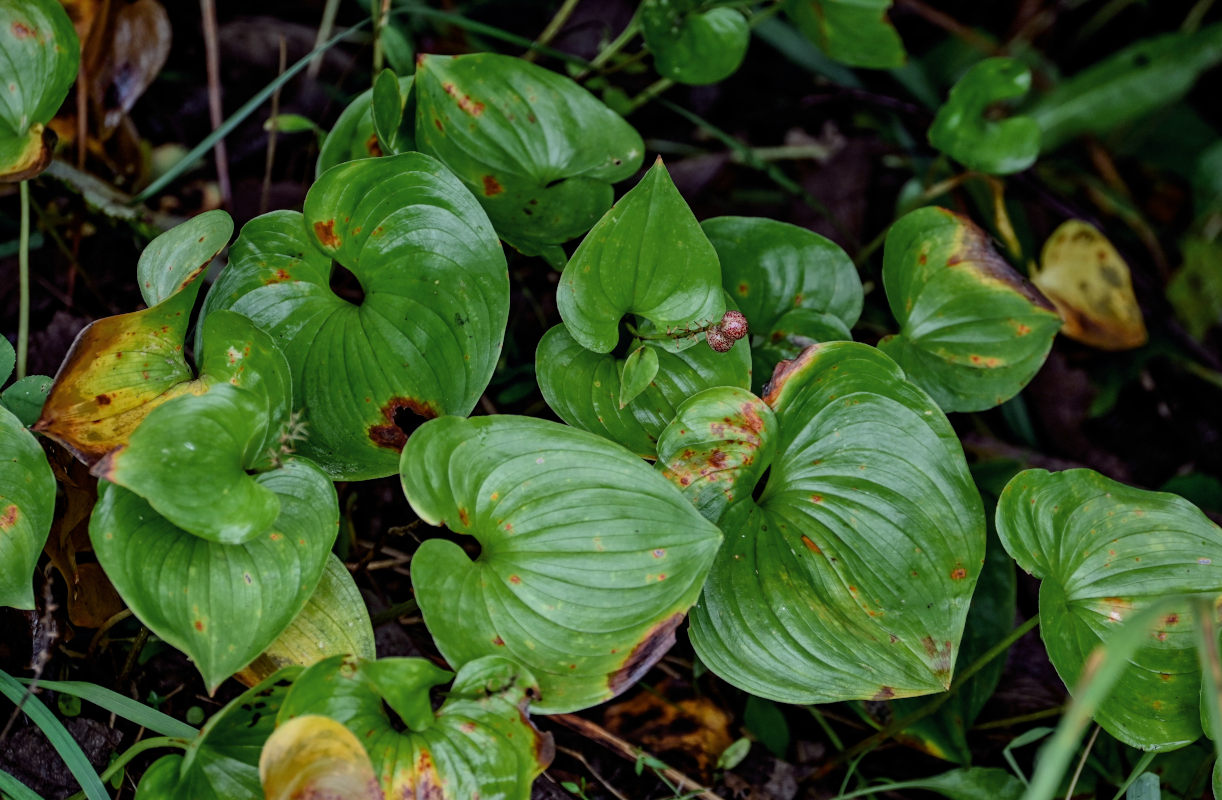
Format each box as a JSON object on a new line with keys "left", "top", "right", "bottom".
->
{"left": 878, "top": 207, "right": 1062, "bottom": 413}
{"left": 658, "top": 343, "right": 985, "bottom": 703}
{"left": 1032, "top": 220, "right": 1147, "bottom": 351}
{"left": 401, "top": 415, "right": 722, "bottom": 713}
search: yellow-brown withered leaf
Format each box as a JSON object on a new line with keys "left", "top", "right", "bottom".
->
{"left": 1032, "top": 220, "right": 1147, "bottom": 350}
{"left": 259, "top": 715, "right": 383, "bottom": 800}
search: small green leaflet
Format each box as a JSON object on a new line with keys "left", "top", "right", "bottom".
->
{"left": 620, "top": 344, "right": 660, "bottom": 408}
{"left": 928, "top": 57, "right": 1040, "bottom": 175}
{"left": 641, "top": 0, "right": 750, "bottom": 85}
{"left": 782, "top": 0, "right": 905, "bottom": 69}
{"left": 0, "top": 404, "right": 55, "bottom": 610}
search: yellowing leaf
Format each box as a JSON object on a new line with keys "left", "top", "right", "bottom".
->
{"left": 1032, "top": 220, "right": 1147, "bottom": 350}
{"left": 259, "top": 715, "right": 383, "bottom": 800}
{"left": 235, "top": 554, "right": 376, "bottom": 688}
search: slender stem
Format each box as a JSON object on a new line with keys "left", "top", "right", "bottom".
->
{"left": 818, "top": 615, "right": 1040, "bottom": 776}
{"left": 373, "top": 0, "right": 392, "bottom": 74}
{"left": 577, "top": 15, "right": 640, "bottom": 79}
{"left": 627, "top": 78, "right": 675, "bottom": 112}
{"left": 370, "top": 598, "right": 419, "bottom": 626}
{"left": 260, "top": 37, "right": 288, "bottom": 216}
{"left": 199, "top": 0, "right": 231, "bottom": 208}
{"left": 973, "top": 704, "right": 1066, "bottom": 730}
{"left": 64, "top": 737, "right": 191, "bottom": 800}
{"left": 306, "top": 0, "right": 342, "bottom": 80}
{"left": 17, "top": 180, "right": 30, "bottom": 380}
{"left": 1063, "top": 725, "right": 1100, "bottom": 800}
{"left": 527, "top": 0, "right": 582, "bottom": 61}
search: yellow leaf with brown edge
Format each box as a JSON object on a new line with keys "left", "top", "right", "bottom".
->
{"left": 1032, "top": 220, "right": 1147, "bottom": 350}
{"left": 235, "top": 554, "right": 376, "bottom": 688}
{"left": 0, "top": 124, "right": 55, "bottom": 183}
{"left": 259, "top": 715, "right": 383, "bottom": 800}
{"left": 34, "top": 210, "right": 233, "bottom": 464}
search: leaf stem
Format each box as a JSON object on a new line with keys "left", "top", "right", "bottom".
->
{"left": 578, "top": 14, "right": 640, "bottom": 79}
{"left": 16, "top": 180, "right": 29, "bottom": 379}
{"left": 627, "top": 77, "right": 675, "bottom": 112}
{"left": 527, "top": 0, "right": 583, "bottom": 61}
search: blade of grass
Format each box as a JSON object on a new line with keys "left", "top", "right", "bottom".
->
{"left": 15, "top": 679, "right": 197, "bottom": 739}
{"left": 0, "top": 670, "right": 108, "bottom": 800}
{"left": 16, "top": 181, "right": 29, "bottom": 379}
{"left": 131, "top": 19, "right": 371, "bottom": 205}
{"left": 390, "top": 2, "right": 588, "bottom": 67}
{"left": 1022, "top": 596, "right": 1187, "bottom": 800}
{"left": 0, "top": 768, "right": 45, "bottom": 800}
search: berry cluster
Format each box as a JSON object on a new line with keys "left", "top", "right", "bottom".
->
{"left": 705, "top": 310, "right": 749, "bottom": 352}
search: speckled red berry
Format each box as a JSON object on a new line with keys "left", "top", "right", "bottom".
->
{"left": 705, "top": 327, "right": 734, "bottom": 352}
{"left": 719, "top": 310, "right": 749, "bottom": 340}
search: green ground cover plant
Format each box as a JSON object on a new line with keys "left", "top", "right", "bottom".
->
{"left": 3, "top": 0, "right": 1222, "bottom": 798}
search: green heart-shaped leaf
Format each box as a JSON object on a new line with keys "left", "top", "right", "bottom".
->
{"left": 237, "top": 553, "right": 376, "bottom": 687}
{"left": 95, "top": 385, "right": 280, "bottom": 545}
{"left": 201, "top": 152, "right": 509, "bottom": 480}
{"left": 0, "top": 0, "right": 79, "bottom": 180}
{"left": 136, "top": 669, "right": 301, "bottom": 800}
{"left": 35, "top": 211, "right": 235, "bottom": 463}
{"left": 0, "top": 405, "right": 55, "bottom": 610}
{"left": 641, "top": 1, "right": 750, "bottom": 85}
{"left": 782, "top": 0, "right": 905, "bottom": 69}
{"left": 535, "top": 322, "right": 750, "bottom": 458}
{"left": 558, "top": 159, "right": 724, "bottom": 353}
{"left": 878, "top": 207, "right": 1062, "bottom": 413}
{"left": 414, "top": 52, "right": 644, "bottom": 258}
{"left": 90, "top": 457, "right": 339, "bottom": 691}
{"left": 659, "top": 343, "right": 985, "bottom": 702}
{"left": 928, "top": 58, "right": 1040, "bottom": 175}
{"left": 279, "top": 655, "right": 552, "bottom": 799}
{"left": 401, "top": 415, "right": 722, "bottom": 713}
{"left": 316, "top": 75, "right": 415, "bottom": 174}
{"left": 704, "top": 215, "right": 862, "bottom": 392}
{"left": 996, "top": 468, "right": 1222, "bottom": 750}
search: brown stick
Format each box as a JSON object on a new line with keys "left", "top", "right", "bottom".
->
{"left": 199, "top": 0, "right": 231, "bottom": 207}
{"left": 548, "top": 713, "right": 727, "bottom": 800}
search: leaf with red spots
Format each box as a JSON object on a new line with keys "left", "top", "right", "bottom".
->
{"left": 640, "top": 0, "right": 749, "bottom": 85}
{"left": 536, "top": 322, "right": 750, "bottom": 458}
{"left": 135, "top": 668, "right": 301, "bottom": 800}
{"left": 878, "top": 207, "right": 1061, "bottom": 412}
{"left": 997, "top": 468, "right": 1222, "bottom": 749}
{"left": 927, "top": 58, "right": 1040, "bottom": 175}
{"left": 90, "top": 456, "right": 339, "bottom": 691}
{"left": 0, "top": 404, "right": 55, "bottom": 609}
{"left": 36, "top": 211, "right": 236, "bottom": 464}
{"left": 414, "top": 52, "right": 643, "bottom": 259}
{"left": 201, "top": 152, "right": 508, "bottom": 480}
{"left": 400, "top": 415, "right": 722, "bottom": 713}
{"left": 278, "top": 655, "right": 551, "bottom": 799}
{"left": 317, "top": 74, "right": 415, "bottom": 174}
{"left": 704, "top": 216, "right": 861, "bottom": 393}
{"left": 657, "top": 342, "right": 985, "bottom": 703}
{"left": 0, "top": 0, "right": 79, "bottom": 180}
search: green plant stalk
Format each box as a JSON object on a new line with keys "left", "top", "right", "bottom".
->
{"left": 1108, "top": 751, "right": 1157, "bottom": 800}
{"left": 131, "top": 19, "right": 371, "bottom": 205}
{"left": 17, "top": 678, "right": 198, "bottom": 738}
{"left": 823, "top": 614, "right": 1040, "bottom": 773}
{"left": 0, "top": 670, "right": 109, "bottom": 800}
{"left": 16, "top": 181, "right": 29, "bottom": 380}
{"left": 1021, "top": 597, "right": 1186, "bottom": 800}
{"left": 392, "top": 3, "right": 587, "bottom": 66}
{"left": 530, "top": 0, "right": 583, "bottom": 57}
{"left": 578, "top": 13, "right": 640, "bottom": 78}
